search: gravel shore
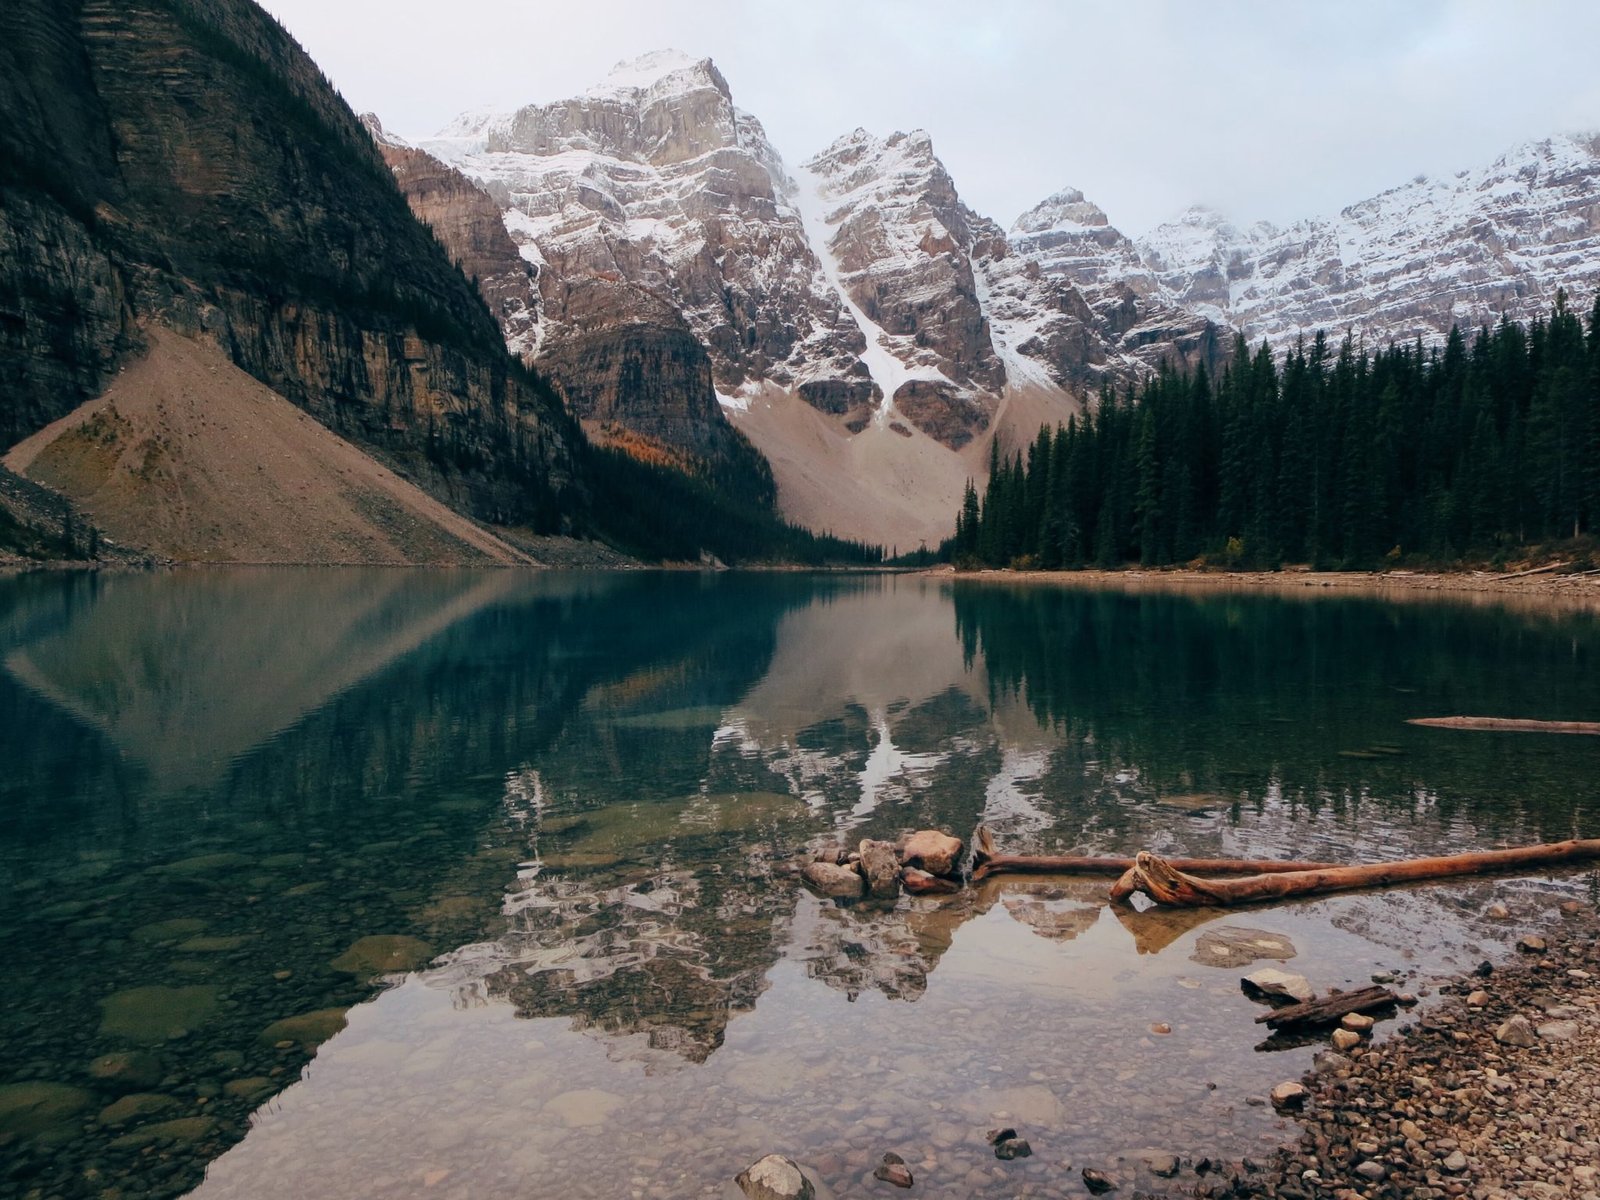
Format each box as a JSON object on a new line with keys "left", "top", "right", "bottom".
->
{"left": 933, "top": 566, "right": 1600, "bottom": 611}
{"left": 1154, "top": 905, "right": 1600, "bottom": 1199}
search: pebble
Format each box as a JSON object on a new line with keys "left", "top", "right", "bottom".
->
{"left": 1517, "top": 934, "right": 1548, "bottom": 953}
{"left": 1339, "top": 1013, "right": 1375, "bottom": 1032}
{"left": 1331, "top": 1029, "right": 1361, "bottom": 1052}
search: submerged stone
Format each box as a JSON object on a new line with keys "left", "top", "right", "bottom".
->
{"left": 99, "top": 1092, "right": 180, "bottom": 1124}
{"left": 1191, "top": 927, "right": 1297, "bottom": 969}
{"left": 329, "top": 934, "right": 434, "bottom": 977}
{"left": 178, "top": 935, "right": 252, "bottom": 953}
{"left": 130, "top": 917, "right": 208, "bottom": 944}
{"left": 542, "top": 1087, "right": 626, "bottom": 1128}
{"left": 108, "top": 1115, "right": 216, "bottom": 1149}
{"left": 0, "top": 1082, "right": 93, "bottom": 1138}
{"left": 223, "top": 1076, "right": 277, "bottom": 1102}
{"left": 735, "top": 1154, "right": 815, "bottom": 1200}
{"left": 100, "top": 985, "right": 219, "bottom": 1042}
{"left": 88, "top": 1050, "right": 164, "bottom": 1090}
{"left": 259, "top": 1007, "right": 348, "bottom": 1048}
{"left": 151, "top": 853, "right": 249, "bottom": 876}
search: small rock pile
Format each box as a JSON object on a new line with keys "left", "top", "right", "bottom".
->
{"left": 798, "top": 830, "right": 965, "bottom": 901}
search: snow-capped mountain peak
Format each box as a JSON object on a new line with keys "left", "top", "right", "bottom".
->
{"left": 1137, "top": 131, "right": 1600, "bottom": 349}
{"left": 1010, "top": 188, "right": 1113, "bottom": 235}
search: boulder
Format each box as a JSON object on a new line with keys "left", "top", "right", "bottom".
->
{"left": 1494, "top": 1015, "right": 1538, "bottom": 1047}
{"left": 872, "top": 1153, "right": 913, "bottom": 1188}
{"left": 857, "top": 840, "right": 901, "bottom": 899}
{"left": 1269, "top": 1082, "right": 1308, "bottom": 1110}
{"left": 1143, "top": 1154, "right": 1180, "bottom": 1178}
{"left": 1082, "top": 1167, "right": 1118, "bottom": 1193}
{"left": 1241, "top": 968, "right": 1314, "bottom": 1004}
{"left": 897, "top": 830, "right": 963, "bottom": 877}
{"left": 735, "top": 1154, "right": 815, "bottom": 1200}
{"left": 801, "top": 861, "right": 865, "bottom": 899}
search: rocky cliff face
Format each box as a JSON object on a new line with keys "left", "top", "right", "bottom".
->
{"left": 366, "top": 110, "right": 770, "bottom": 495}
{"left": 1136, "top": 133, "right": 1600, "bottom": 350}
{"left": 362, "top": 113, "right": 542, "bottom": 359}
{"left": 0, "top": 0, "right": 579, "bottom": 529}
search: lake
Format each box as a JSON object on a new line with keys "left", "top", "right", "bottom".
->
{"left": 2, "top": 569, "right": 1598, "bottom": 1199}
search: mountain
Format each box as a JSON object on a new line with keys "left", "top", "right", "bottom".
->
{"left": 1136, "top": 132, "right": 1600, "bottom": 350}
{"left": 363, "top": 109, "right": 774, "bottom": 500}
{"left": 407, "top": 51, "right": 1225, "bottom": 550}
{"left": 0, "top": 0, "right": 585, "bottom": 561}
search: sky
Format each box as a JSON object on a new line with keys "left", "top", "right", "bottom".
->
{"left": 260, "top": 0, "right": 1600, "bottom": 236}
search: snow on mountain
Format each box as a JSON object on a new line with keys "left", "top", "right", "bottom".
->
{"left": 794, "top": 128, "right": 1005, "bottom": 447}
{"left": 1138, "top": 132, "right": 1600, "bottom": 349}
{"left": 418, "top": 51, "right": 868, "bottom": 407}
{"left": 973, "top": 187, "right": 1224, "bottom": 393}
{"left": 375, "top": 51, "right": 1600, "bottom": 549}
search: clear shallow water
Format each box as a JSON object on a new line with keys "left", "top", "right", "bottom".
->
{"left": 2, "top": 569, "right": 1600, "bottom": 1199}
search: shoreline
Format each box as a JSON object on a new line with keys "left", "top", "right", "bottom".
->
{"left": 926, "top": 565, "right": 1600, "bottom": 610}
{"left": 1148, "top": 905, "right": 1600, "bottom": 1199}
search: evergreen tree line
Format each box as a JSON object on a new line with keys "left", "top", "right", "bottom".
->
{"left": 950, "top": 293, "right": 1600, "bottom": 570}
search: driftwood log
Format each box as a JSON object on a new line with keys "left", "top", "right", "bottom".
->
{"left": 1408, "top": 716, "right": 1600, "bottom": 736}
{"left": 1254, "top": 986, "right": 1398, "bottom": 1032}
{"left": 1110, "top": 839, "right": 1600, "bottom": 908}
{"left": 969, "top": 826, "right": 1342, "bottom": 883}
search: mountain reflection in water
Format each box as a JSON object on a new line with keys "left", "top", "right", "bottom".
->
{"left": 2, "top": 570, "right": 1599, "bottom": 1200}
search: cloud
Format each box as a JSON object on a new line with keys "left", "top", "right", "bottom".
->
{"left": 262, "top": 0, "right": 1600, "bottom": 235}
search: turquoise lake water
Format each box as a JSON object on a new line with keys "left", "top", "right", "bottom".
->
{"left": 2, "top": 569, "right": 1598, "bottom": 1199}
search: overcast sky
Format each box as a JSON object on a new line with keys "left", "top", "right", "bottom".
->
{"left": 260, "top": 0, "right": 1600, "bottom": 235}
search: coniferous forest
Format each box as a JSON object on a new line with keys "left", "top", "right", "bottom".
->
{"left": 949, "top": 294, "right": 1600, "bottom": 570}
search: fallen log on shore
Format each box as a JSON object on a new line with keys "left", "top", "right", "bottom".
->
{"left": 1408, "top": 716, "right": 1600, "bottom": 735}
{"left": 1254, "top": 986, "right": 1398, "bottom": 1032}
{"left": 1110, "top": 839, "right": 1600, "bottom": 908}
{"left": 969, "top": 825, "right": 1342, "bottom": 882}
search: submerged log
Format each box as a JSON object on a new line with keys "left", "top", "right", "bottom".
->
{"left": 1408, "top": 716, "right": 1600, "bottom": 736}
{"left": 969, "top": 826, "right": 1342, "bottom": 883}
{"left": 1111, "top": 840, "right": 1600, "bottom": 908}
{"left": 1254, "top": 985, "right": 1398, "bottom": 1032}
